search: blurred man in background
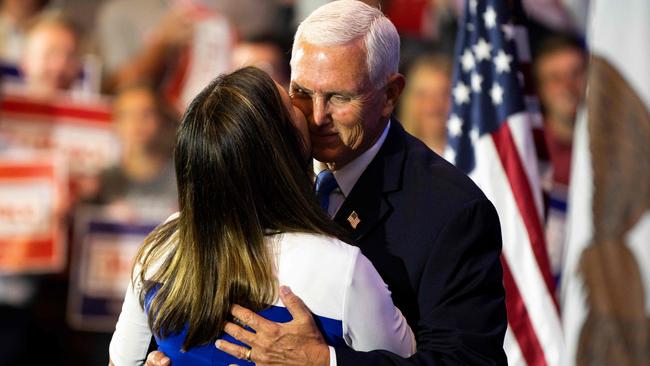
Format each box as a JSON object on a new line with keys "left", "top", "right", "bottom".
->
{"left": 398, "top": 54, "right": 452, "bottom": 155}
{"left": 533, "top": 34, "right": 587, "bottom": 283}
{"left": 534, "top": 34, "right": 586, "bottom": 172}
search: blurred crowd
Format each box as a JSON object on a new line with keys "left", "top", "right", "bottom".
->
{"left": 0, "top": 0, "right": 587, "bottom": 365}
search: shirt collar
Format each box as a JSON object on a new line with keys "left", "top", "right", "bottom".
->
{"left": 314, "top": 119, "right": 391, "bottom": 197}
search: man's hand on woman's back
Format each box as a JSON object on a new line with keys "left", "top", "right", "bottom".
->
{"left": 144, "top": 350, "right": 170, "bottom": 366}
{"left": 143, "top": 286, "right": 329, "bottom": 366}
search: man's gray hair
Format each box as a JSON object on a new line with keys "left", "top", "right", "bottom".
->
{"left": 291, "top": 0, "right": 400, "bottom": 87}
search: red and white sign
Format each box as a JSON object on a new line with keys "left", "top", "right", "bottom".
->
{"left": 0, "top": 154, "right": 66, "bottom": 273}
{"left": 0, "top": 92, "right": 119, "bottom": 178}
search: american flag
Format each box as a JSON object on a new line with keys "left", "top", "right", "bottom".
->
{"left": 446, "top": 0, "right": 564, "bottom": 365}
{"left": 347, "top": 211, "right": 361, "bottom": 229}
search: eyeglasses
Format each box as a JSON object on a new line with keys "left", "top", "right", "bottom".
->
{"left": 289, "top": 82, "right": 388, "bottom": 112}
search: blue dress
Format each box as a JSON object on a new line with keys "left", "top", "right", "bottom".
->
{"left": 144, "top": 286, "right": 348, "bottom": 366}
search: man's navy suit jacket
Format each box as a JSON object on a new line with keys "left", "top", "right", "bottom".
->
{"left": 334, "top": 121, "right": 507, "bottom": 365}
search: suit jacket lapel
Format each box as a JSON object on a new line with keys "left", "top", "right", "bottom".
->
{"left": 334, "top": 121, "right": 407, "bottom": 241}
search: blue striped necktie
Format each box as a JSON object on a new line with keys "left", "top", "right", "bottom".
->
{"left": 315, "top": 170, "right": 339, "bottom": 212}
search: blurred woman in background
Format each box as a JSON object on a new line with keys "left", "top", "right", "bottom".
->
{"left": 89, "top": 84, "right": 177, "bottom": 222}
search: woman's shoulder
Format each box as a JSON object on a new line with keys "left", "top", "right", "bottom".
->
{"left": 271, "top": 232, "right": 361, "bottom": 319}
{"left": 275, "top": 232, "right": 360, "bottom": 260}
{"left": 271, "top": 232, "right": 361, "bottom": 287}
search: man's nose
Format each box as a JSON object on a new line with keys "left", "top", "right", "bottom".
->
{"left": 312, "top": 96, "right": 330, "bottom": 127}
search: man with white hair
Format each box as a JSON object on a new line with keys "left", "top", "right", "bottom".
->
{"left": 146, "top": 1, "right": 506, "bottom": 365}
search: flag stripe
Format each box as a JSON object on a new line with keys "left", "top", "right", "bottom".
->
{"left": 491, "top": 123, "right": 558, "bottom": 309}
{"left": 506, "top": 114, "right": 545, "bottom": 221}
{"left": 472, "top": 135, "right": 564, "bottom": 365}
{"left": 504, "top": 325, "right": 524, "bottom": 365}
{"left": 502, "top": 257, "right": 548, "bottom": 366}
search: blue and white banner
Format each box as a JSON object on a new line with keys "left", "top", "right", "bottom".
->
{"left": 67, "top": 208, "right": 157, "bottom": 332}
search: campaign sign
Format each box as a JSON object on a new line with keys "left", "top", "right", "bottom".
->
{"left": 67, "top": 209, "right": 157, "bottom": 332}
{"left": 0, "top": 91, "right": 119, "bottom": 178}
{"left": 0, "top": 155, "right": 66, "bottom": 273}
{"left": 165, "top": 9, "right": 235, "bottom": 110}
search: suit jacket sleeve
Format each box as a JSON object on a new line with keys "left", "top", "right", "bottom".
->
{"left": 335, "top": 198, "right": 507, "bottom": 365}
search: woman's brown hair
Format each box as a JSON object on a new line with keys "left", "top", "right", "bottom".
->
{"left": 134, "top": 67, "right": 347, "bottom": 350}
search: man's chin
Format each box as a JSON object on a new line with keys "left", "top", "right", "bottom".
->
{"left": 310, "top": 133, "right": 341, "bottom": 146}
{"left": 312, "top": 148, "right": 356, "bottom": 170}
{"left": 313, "top": 145, "right": 341, "bottom": 161}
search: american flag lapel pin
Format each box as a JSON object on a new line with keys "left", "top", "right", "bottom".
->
{"left": 347, "top": 211, "right": 361, "bottom": 229}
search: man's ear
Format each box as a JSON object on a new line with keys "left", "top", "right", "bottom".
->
{"left": 381, "top": 73, "right": 406, "bottom": 118}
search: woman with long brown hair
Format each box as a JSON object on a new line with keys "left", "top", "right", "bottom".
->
{"left": 108, "top": 67, "right": 414, "bottom": 365}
